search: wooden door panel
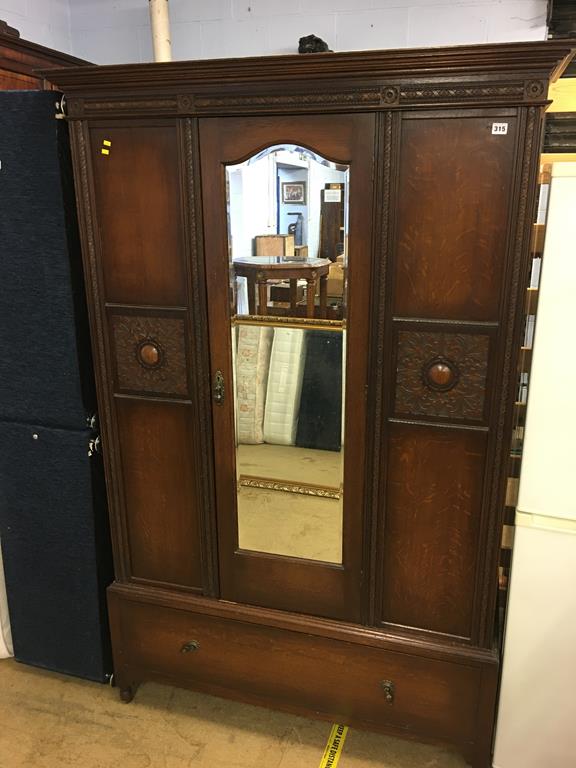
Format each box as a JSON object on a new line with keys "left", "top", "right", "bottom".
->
{"left": 381, "top": 423, "right": 487, "bottom": 639}
{"left": 116, "top": 398, "right": 203, "bottom": 590}
{"left": 374, "top": 109, "right": 526, "bottom": 644}
{"left": 394, "top": 114, "right": 518, "bottom": 321}
{"left": 199, "top": 113, "right": 375, "bottom": 621}
{"left": 89, "top": 123, "right": 186, "bottom": 306}
{"left": 83, "top": 119, "right": 214, "bottom": 594}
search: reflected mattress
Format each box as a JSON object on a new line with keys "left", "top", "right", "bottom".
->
{"left": 264, "top": 328, "right": 307, "bottom": 445}
{"left": 236, "top": 325, "right": 273, "bottom": 444}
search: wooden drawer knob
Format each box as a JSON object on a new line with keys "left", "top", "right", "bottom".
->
{"left": 381, "top": 679, "right": 395, "bottom": 704}
{"left": 136, "top": 339, "right": 162, "bottom": 368}
{"left": 180, "top": 640, "right": 200, "bottom": 654}
{"left": 422, "top": 356, "right": 459, "bottom": 392}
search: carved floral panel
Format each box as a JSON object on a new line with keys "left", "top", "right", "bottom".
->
{"left": 394, "top": 330, "right": 490, "bottom": 421}
{"left": 111, "top": 314, "right": 188, "bottom": 397}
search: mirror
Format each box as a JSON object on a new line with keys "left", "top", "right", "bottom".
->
{"left": 227, "top": 145, "right": 349, "bottom": 564}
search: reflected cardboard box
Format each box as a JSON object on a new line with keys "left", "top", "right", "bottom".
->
{"left": 327, "top": 258, "right": 345, "bottom": 299}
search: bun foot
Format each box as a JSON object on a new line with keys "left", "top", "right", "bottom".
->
{"left": 119, "top": 685, "right": 136, "bottom": 703}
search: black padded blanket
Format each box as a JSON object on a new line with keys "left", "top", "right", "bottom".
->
{"left": 0, "top": 91, "right": 94, "bottom": 428}
{"left": 0, "top": 420, "right": 113, "bottom": 682}
{"left": 296, "top": 330, "right": 343, "bottom": 452}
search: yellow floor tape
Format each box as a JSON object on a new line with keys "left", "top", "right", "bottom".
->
{"left": 318, "top": 724, "right": 348, "bottom": 768}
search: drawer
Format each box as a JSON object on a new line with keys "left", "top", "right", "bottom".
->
{"left": 112, "top": 595, "right": 482, "bottom": 744}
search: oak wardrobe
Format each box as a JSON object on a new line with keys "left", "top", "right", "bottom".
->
{"left": 48, "top": 40, "right": 575, "bottom": 768}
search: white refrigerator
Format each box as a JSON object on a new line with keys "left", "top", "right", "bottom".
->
{"left": 493, "top": 163, "right": 576, "bottom": 768}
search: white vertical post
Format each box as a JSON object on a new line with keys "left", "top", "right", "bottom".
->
{"left": 148, "top": 0, "right": 172, "bottom": 63}
{"left": 0, "top": 540, "right": 13, "bottom": 658}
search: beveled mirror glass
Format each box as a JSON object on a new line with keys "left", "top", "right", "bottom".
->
{"left": 226, "top": 145, "right": 349, "bottom": 563}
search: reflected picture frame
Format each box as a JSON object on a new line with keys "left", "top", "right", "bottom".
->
{"left": 281, "top": 181, "right": 307, "bottom": 204}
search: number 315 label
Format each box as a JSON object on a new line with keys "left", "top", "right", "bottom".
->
{"left": 492, "top": 122, "right": 509, "bottom": 135}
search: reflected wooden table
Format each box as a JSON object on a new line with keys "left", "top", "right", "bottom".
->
{"left": 233, "top": 257, "right": 332, "bottom": 318}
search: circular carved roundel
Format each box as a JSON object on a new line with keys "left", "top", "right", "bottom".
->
{"left": 136, "top": 338, "right": 163, "bottom": 369}
{"left": 422, "top": 356, "right": 460, "bottom": 392}
{"left": 525, "top": 80, "right": 545, "bottom": 99}
{"left": 382, "top": 86, "right": 399, "bottom": 104}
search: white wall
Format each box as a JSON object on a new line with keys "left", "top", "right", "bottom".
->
{"left": 0, "top": 1, "right": 548, "bottom": 64}
{"left": 0, "top": 0, "right": 72, "bottom": 54}
{"left": 67, "top": 0, "right": 548, "bottom": 65}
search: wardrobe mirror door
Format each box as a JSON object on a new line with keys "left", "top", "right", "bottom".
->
{"left": 227, "top": 146, "right": 349, "bottom": 564}
{"left": 201, "top": 113, "right": 374, "bottom": 621}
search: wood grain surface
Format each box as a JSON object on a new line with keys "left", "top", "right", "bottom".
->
{"left": 380, "top": 423, "right": 487, "bottom": 639}
{"left": 394, "top": 114, "right": 518, "bottom": 321}
{"left": 90, "top": 123, "right": 187, "bottom": 306}
{"left": 116, "top": 399, "right": 203, "bottom": 590}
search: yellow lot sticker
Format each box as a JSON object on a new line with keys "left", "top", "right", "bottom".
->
{"left": 319, "top": 724, "right": 348, "bottom": 768}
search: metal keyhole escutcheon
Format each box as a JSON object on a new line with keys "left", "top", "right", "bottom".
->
{"left": 213, "top": 370, "right": 225, "bottom": 405}
{"left": 381, "top": 679, "right": 395, "bottom": 704}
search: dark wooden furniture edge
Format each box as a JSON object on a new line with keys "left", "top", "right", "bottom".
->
{"left": 0, "top": 29, "right": 89, "bottom": 68}
{"left": 38, "top": 41, "right": 576, "bottom": 119}
{"left": 0, "top": 26, "right": 90, "bottom": 90}
{"left": 0, "top": 20, "right": 19, "bottom": 37}
{"left": 544, "top": 111, "right": 576, "bottom": 151}
{"left": 109, "top": 583, "right": 499, "bottom": 766}
{"left": 41, "top": 40, "right": 576, "bottom": 90}
{"left": 108, "top": 582, "right": 498, "bottom": 667}
{"left": 114, "top": 666, "right": 490, "bottom": 760}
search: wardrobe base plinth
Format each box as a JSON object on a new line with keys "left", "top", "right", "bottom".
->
{"left": 108, "top": 586, "right": 498, "bottom": 767}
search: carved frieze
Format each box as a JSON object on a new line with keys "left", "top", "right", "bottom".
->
{"left": 111, "top": 313, "right": 188, "bottom": 397}
{"left": 183, "top": 81, "right": 532, "bottom": 111}
{"left": 74, "top": 98, "right": 178, "bottom": 117}
{"left": 191, "top": 88, "right": 385, "bottom": 110}
{"left": 394, "top": 330, "right": 490, "bottom": 421}
{"left": 399, "top": 82, "right": 526, "bottom": 103}
{"left": 64, "top": 78, "right": 548, "bottom": 119}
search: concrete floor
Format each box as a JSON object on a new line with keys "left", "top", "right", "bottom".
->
{"left": 0, "top": 658, "right": 468, "bottom": 768}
